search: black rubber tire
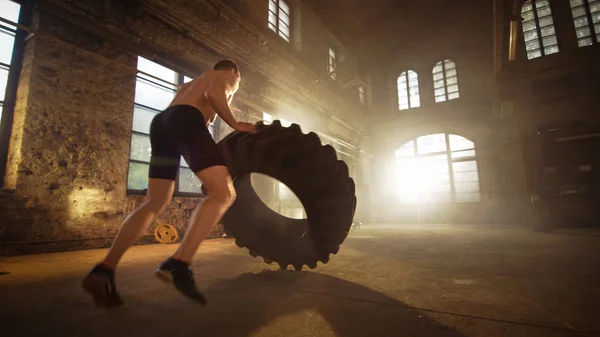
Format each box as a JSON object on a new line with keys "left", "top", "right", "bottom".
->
{"left": 216, "top": 120, "right": 356, "bottom": 270}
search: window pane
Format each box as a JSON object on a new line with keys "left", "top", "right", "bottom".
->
{"left": 578, "top": 37, "right": 593, "bottom": 46}
{"left": 522, "top": 3, "right": 533, "bottom": 13}
{"left": 446, "top": 76, "right": 458, "bottom": 85}
{"left": 571, "top": 7, "right": 587, "bottom": 18}
{"left": 435, "top": 95, "right": 447, "bottom": 103}
{"left": 592, "top": 3, "right": 600, "bottom": 14}
{"left": 448, "top": 92, "right": 460, "bottom": 100}
{"left": 537, "top": 0, "right": 549, "bottom": 7}
{"left": 451, "top": 149, "right": 476, "bottom": 159}
{"left": 134, "top": 78, "right": 175, "bottom": 110}
{"left": 454, "top": 181, "right": 479, "bottom": 193}
{"left": 179, "top": 167, "right": 202, "bottom": 193}
{"left": 522, "top": 21, "right": 537, "bottom": 31}
{"left": 399, "top": 102, "right": 409, "bottom": 110}
{"left": 544, "top": 45, "right": 559, "bottom": 55}
{"left": 137, "top": 57, "right": 177, "bottom": 84}
{"left": 456, "top": 192, "right": 481, "bottom": 203}
{"left": 269, "top": 0, "right": 277, "bottom": 12}
{"left": 540, "top": 25, "right": 555, "bottom": 37}
{"left": 526, "top": 39, "right": 541, "bottom": 50}
{"left": 446, "top": 68, "right": 457, "bottom": 77}
{"left": 447, "top": 84, "right": 459, "bottom": 93}
{"left": 434, "top": 79, "right": 445, "bottom": 88}
{"left": 527, "top": 51, "right": 542, "bottom": 59}
{"left": 268, "top": 12, "right": 277, "bottom": 29}
{"left": 522, "top": 11, "right": 535, "bottom": 22}
{"left": 127, "top": 162, "right": 149, "bottom": 190}
{"left": 453, "top": 170, "right": 479, "bottom": 183}
{"left": 523, "top": 29, "right": 539, "bottom": 42}
{"left": 452, "top": 160, "right": 478, "bottom": 173}
{"left": 444, "top": 60, "right": 456, "bottom": 69}
{"left": 570, "top": 0, "right": 584, "bottom": 7}
{"left": 417, "top": 133, "right": 446, "bottom": 154}
{"left": 433, "top": 63, "right": 443, "bottom": 73}
{"left": 130, "top": 133, "right": 151, "bottom": 162}
{"left": 132, "top": 105, "right": 157, "bottom": 134}
{"left": 279, "top": 0, "right": 290, "bottom": 14}
{"left": 576, "top": 27, "right": 591, "bottom": 38}
{"left": 538, "top": 16, "right": 554, "bottom": 27}
{"left": 0, "top": 30, "right": 15, "bottom": 65}
{"left": 433, "top": 72, "right": 444, "bottom": 81}
{"left": 0, "top": 66, "right": 8, "bottom": 101}
{"left": 536, "top": 6, "right": 551, "bottom": 17}
{"left": 434, "top": 88, "right": 446, "bottom": 96}
{"left": 449, "top": 135, "right": 474, "bottom": 151}
{"left": 0, "top": 0, "right": 21, "bottom": 23}
{"left": 279, "top": 23, "right": 290, "bottom": 39}
{"left": 410, "top": 96, "right": 421, "bottom": 108}
{"left": 408, "top": 70, "right": 418, "bottom": 80}
{"left": 573, "top": 16, "right": 589, "bottom": 28}
{"left": 184, "top": 76, "right": 193, "bottom": 83}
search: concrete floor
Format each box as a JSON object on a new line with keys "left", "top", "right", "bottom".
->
{"left": 1, "top": 224, "right": 599, "bottom": 337}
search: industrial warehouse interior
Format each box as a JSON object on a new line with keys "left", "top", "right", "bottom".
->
{"left": 1, "top": 0, "right": 599, "bottom": 336}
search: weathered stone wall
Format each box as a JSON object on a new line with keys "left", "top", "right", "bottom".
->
{"left": 0, "top": 0, "right": 370, "bottom": 254}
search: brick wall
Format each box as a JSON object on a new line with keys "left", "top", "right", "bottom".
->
{"left": 0, "top": 0, "right": 369, "bottom": 254}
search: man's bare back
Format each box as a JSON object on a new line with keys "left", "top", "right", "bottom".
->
{"left": 167, "top": 68, "right": 256, "bottom": 135}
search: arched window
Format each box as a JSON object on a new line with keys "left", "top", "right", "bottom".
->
{"left": 569, "top": 0, "right": 599, "bottom": 47}
{"left": 433, "top": 60, "right": 459, "bottom": 103}
{"left": 397, "top": 70, "right": 420, "bottom": 110}
{"left": 521, "top": 0, "right": 559, "bottom": 59}
{"left": 394, "top": 133, "right": 480, "bottom": 204}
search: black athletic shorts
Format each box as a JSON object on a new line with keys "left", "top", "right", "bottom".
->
{"left": 148, "top": 104, "right": 225, "bottom": 180}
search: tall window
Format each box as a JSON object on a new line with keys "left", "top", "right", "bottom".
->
{"left": 127, "top": 56, "right": 211, "bottom": 194}
{"left": 358, "top": 86, "right": 365, "bottom": 104}
{"left": 395, "top": 133, "right": 480, "bottom": 204}
{"left": 397, "top": 70, "right": 420, "bottom": 110}
{"left": 433, "top": 60, "right": 459, "bottom": 103}
{"left": 0, "top": 0, "right": 20, "bottom": 126}
{"left": 328, "top": 48, "right": 336, "bottom": 80}
{"left": 268, "top": 0, "right": 290, "bottom": 42}
{"left": 521, "top": 0, "right": 559, "bottom": 59}
{"left": 569, "top": 0, "right": 599, "bottom": 47}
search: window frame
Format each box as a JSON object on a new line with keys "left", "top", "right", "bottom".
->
{"left": 0, "top": 0, "right": 29, "bottom": 189}
{"left": 126, "top": 58, "right": 214, "bottom": 197}
{"left": 397, "top": 70, "right": 420, "bottom": 110}
{"left": 521, "top": 0, "right": 560, "bottom": 59}
{"left": 268, "top": 0, "right": 291, "bottom": 42}
{"left": 395, "top": 133, "right": 481, "bottom": 204}
{"left": 569, "top": 0, "right": 599, "bottom": 47}
{"left": 432, "top": 60, "right": 460, "bottom": 103}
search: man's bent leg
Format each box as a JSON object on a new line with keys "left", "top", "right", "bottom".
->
{"left": 154, "top": 165, "right": 235, "bottom": 304}
{"left": 82, "top": 178, "right": 174, "bottom": 307}
{"left": 102, "top": 178, "right": 175, "bottom": 269}
{"left": 173, "top": 165, "right": 235, "bottom": 263}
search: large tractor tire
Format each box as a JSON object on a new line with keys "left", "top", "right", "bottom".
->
{"left": 216, "top": 120, "right": 356, "bottom": 270}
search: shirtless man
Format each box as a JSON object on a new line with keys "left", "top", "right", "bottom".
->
{"left": 82, "top": 59, "right": 256, "bottom": 306}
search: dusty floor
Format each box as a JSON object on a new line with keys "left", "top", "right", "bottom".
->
{"left": 1, "top": 224, "right": 599, "bottom": 337}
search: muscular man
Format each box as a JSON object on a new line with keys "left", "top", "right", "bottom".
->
{"left": 82, "top": 59, "right": 256, "bottom": 306}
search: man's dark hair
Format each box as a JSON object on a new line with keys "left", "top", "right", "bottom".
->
{"left": 214, "top": 59, "right": 238, "bottom": 72}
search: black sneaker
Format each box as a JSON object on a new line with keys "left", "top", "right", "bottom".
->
{"left": 154, "top": 257, "right": 207, "bottom": 305}
{"left": 81, "top": 264, "right": 125, "bottom": 307}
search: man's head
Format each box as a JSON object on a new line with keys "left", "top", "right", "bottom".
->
{"left": 214, "top": 59, "right": 239, "bottom": 77}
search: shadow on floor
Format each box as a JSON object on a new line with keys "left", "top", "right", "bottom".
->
{"left": 151, "top": 270, "right": 467, "bottom": 337}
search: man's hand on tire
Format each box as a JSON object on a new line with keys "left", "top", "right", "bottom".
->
{"left": 235, "top": 122, "right": 258, "bottom": 134}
